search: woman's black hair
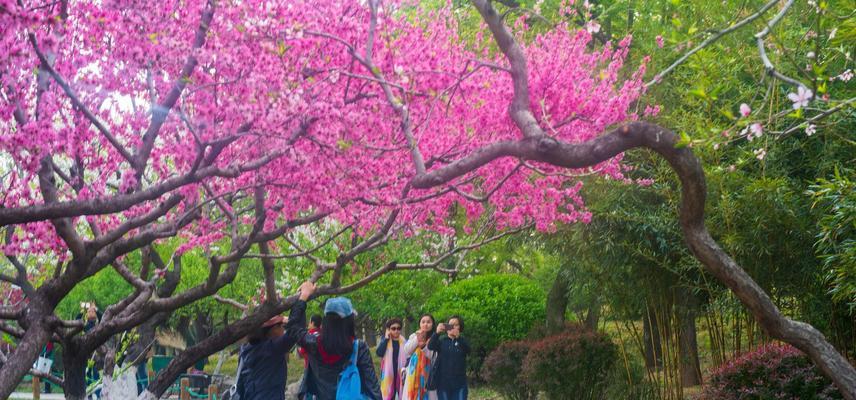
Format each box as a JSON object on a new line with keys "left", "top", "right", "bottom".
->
{"left": 320, "top": 313, "right": 356, "bottom": 356}
{"left": 449, "top": 315, "right": 464, "bottom": 332}
{"left": 385, "top": 317, "right": 403, "bottom": 329}
{"left": 419, "top": 314, "right": 435, "bottom": 329}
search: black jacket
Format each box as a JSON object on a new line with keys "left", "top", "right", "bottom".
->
{"left": 427, "top": 333, "right": 470, "bottom": 391}
{"left": 287, "top": 300, "right": 382, "bottom": 400}
{"left": 237, "top": 312, "right": 303, "bottom": 400}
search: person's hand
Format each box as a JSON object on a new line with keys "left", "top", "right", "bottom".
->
{"left": 385, "top": 328, "right": 390, "bottom": 339}
{"left": 436, "top": 323, "right": 446, "bottom": 334}
{"left": 298, "top": 281, "right": 316, "bottom": 301}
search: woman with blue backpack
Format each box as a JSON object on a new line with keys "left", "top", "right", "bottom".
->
{"left": 287, "top": 281, "right": 382, "bottom": 400}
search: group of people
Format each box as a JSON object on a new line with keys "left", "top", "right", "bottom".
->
{"left": 236, "top": 281, "right": 470, "bottom": 400}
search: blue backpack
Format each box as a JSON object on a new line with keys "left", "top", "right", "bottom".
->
{"left": 336, "top": 339, "right": 368, "bottom": 400}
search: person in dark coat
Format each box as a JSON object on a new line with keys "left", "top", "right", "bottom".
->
{"left": 286, "top": 283, "right": 382, "bottom": 400}
{"left": 428, "top": 316, "right": 470, "bottom": 400}
{"left": 237, "top": 285, "right": 309, "bottom": 400}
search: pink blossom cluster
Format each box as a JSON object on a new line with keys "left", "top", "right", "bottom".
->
{"left": 0, "top": 0, "right": 649, "bottom": 260}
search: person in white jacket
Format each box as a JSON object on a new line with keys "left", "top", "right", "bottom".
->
{"left": 401, "top": 314, "right": 438, "bottom": 400}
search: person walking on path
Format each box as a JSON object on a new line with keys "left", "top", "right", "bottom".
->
{"left": 288, "top": 282, "right": 381, "bottom": 400}
{"left": 427, "top": 316, "right": 470, "bottom": 400}
{"left": 377, "top": 318, "right": 407, "bottom": 400}
{"left": 402, "top": 314, "right": 437, "bottom": 400}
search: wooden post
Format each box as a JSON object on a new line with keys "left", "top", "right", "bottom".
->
{"left": 208, "top": 383, "right": 218, "bottom": 400}
{"left": 180, "top": 377, "right": 190, "bottom": 400}
{"left": 32, "top": 376, "right": 40, "bottom": 400}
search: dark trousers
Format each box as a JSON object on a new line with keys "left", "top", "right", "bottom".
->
{"left": 437, "top": 387, "right": 468, "bottom": 400}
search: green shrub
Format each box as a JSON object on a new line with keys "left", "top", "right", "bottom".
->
{"left": 426, "top": 274, "right": 546, "bottom": 376}
{"left": 522, "top": 325, "right": 617, "bottom": 400}
{"left": 701, "top": 343, "right": 843, "bottom": 400}
{"left": 481, "top": 340, "right": 536, "bottom": 400}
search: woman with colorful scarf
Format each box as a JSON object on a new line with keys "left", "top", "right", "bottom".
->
{"left": 401, "top": 314, "right": 437, "bottom": 400}
{"left": 376, "top": 318, "right": 407, "bottom": 400}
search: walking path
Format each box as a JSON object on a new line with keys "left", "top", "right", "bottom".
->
{"left": 9, "top": 394, "right": 66, "bottom": 399}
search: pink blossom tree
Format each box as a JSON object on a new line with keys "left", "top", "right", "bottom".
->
{"left": 1, "top": 0, "right": 854, "bottom": 399}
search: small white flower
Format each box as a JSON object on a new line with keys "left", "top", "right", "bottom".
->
{"left": 753, "top": 148, "right": 767, "bottom": 160}
{"left": 713, "top": 143, "right": 720, "bottom": 150}
{"left": 787, "top": 86, "right": 813, "bottom": 109}
{"left": 829, "top": 28, "right": 837, "bottom": 40}
{"left": 749, "top": 123, "right": 763, "bottom": 139}
{"left": 586, "top": 20, "right": 601, "bottom": 34}
{"left": 394, "top": 65, "right": 404, "bottom": 75}
{"left": 805, "top": 124, "right": 816, "bottom": 136}
{"left": 834, "top": 69, "right": 853, "bottom": 82}
{"left": 807, "top": 51, "right": 815, "bottom": 59}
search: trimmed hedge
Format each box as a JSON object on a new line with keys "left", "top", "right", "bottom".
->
{"left": 701, "top": 343, "right": 843, "bottom": 400}
{"left": 481, "top": 340, "right": 536, "bottom": 400}
{"left": 426, "top": 274, "right": 546, "bottom": 375}
{"left": 522, "top": 325, "right": 617, "bottom": 400}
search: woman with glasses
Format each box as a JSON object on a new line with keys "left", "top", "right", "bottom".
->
{"left": 428, "top": 316, "right": 470, "bottom": 400}
{"left": 377, "top": 317, "right": 407, "bottom": 399}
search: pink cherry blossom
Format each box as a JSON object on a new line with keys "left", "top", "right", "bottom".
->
{"left": 787, "top": 86, "right": 813, "bottom": 109}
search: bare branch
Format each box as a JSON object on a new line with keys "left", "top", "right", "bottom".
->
{"left": 774, "top": 97, "right": 856, "bottom": 137}
{"left": 27, "top": 35, "right": 135, "bottom": 165}
{"left": 245, "top": 224, "right": 352, "bottom": 260}
{"left": 212, "top": 295, "right": 248, "bottom": 312}
{"left": 449, "top": 162, "right": 523, "bottom": 202}
{"left": 472, "top": 0, "right": 542, "bottom": 139}
{"left": 258, "top": 241, "right": 279, "bottom": 302}
{"left": 37, "top": 156, "right": 86, "bottom": 260}
{"left": 647, "top": 0, "right": 781, "bottom": 86}
{"left": 134, "top": 0, "right": 216, "bottom": 176}
{"left": 397, "top": 223, "right": 533, "bottom": 273}
{"left": 89, "top": 194, "right": 184, "bottom": 251}
{"left": 755, "top": 0, "right": 804, "bottom": 89}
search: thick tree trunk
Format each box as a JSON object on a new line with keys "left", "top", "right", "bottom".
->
{"left": 545, "top": 266, "right": 572, "bottom": 333}
{"left": 643, "top": 306, "right": 663, "bottom": 371}
{"left": 62, "top": 349, "right": 89, "bottom": 400}
{"left": 411, "top": 119, "right": 856, "bottom": 398}
{"left": 584, "top": 299, "right": 600, "bottom": 331}
{"left": 0, "top": 303, "right": 53, "bottom": 400}
{"left": 677, "top": 289, "right": 702, "bottom": 387}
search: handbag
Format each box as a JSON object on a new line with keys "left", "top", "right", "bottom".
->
{"left": 33, "top": 356, "right": 53, "bottom": 374}
{"left": 425, "top": 351, "right": 439, "bottom": 391}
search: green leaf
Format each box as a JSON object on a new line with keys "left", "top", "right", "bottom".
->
{"left": 689, "top": 87, "right": 707, "bottom": 99}
{"left": 674, "top": 131, "right": 691, "bottom": 148}
{"left": 337, "top": 139, "right": 352, "bottom": 151}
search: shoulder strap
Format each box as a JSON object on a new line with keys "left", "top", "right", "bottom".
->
{"left": 350, "top": 339, "right": 360, "bottom": 366}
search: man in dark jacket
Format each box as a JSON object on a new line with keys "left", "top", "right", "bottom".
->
{"left": 428, "top": 316, "right": 470, "bottom": 400}
{"left": 237, "top": 283, "right": 312, "bottom": 400}
{"left": 287, "top": 286, "right": 382, "bottom": 400}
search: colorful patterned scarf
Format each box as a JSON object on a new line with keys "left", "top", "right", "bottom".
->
{"left": 401, "top": 347, "right": 431, "bottom": 400}
{"left": 380, "top": 337, "right": 407, "bottom": 400}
